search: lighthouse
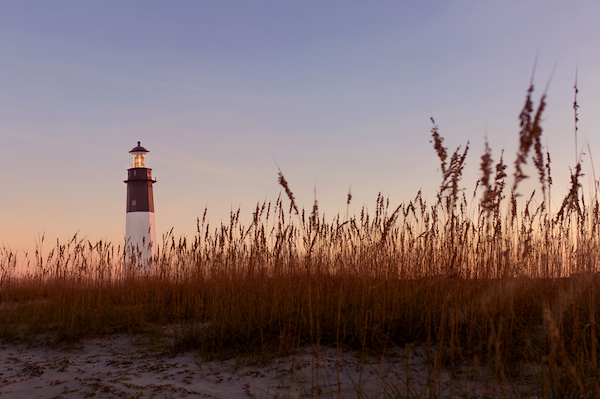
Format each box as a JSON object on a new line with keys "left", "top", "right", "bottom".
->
{"left": 125, "top": 141, "right": 157, "bottom": 268}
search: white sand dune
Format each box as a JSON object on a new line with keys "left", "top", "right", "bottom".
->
{"left": 0, "top": 334, "right": 536, "bottom": 398}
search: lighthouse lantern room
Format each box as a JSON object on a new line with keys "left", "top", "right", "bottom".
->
{"left": 130, "top": 146, "right": 149, "bottom": 168}
{"left": 125, "top": 141, "right": 157, "bottom": 269}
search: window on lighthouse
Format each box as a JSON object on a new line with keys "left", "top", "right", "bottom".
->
{"left": 134, "top": 153, "right": 146, "bottom": 168}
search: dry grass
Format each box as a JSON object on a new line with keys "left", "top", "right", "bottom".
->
{"left": 2, "top": 80, "right": 600, "bottom": 397}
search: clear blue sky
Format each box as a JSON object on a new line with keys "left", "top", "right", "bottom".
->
{"left": 2, "top": 1, "right": 600, "bottom": 253}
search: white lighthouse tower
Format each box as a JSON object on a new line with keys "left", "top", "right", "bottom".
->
{"left": 125, "top": 141, "right": 157, "bottom": 269}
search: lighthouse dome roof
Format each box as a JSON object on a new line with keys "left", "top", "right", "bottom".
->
{"left": 129, "top": 141, "right": 149, "bottom": 153}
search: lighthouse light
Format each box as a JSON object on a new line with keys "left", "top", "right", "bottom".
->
{"left": 129, "top": 152, "right": 148, "bottom": 168}
{"left": 135, "top": 153, "right": 145, "bottom": 168}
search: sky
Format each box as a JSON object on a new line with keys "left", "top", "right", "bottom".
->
{"left": 2, "top": 1, "right": 600, "bottom": 255}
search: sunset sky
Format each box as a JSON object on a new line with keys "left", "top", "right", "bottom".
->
{"left": 2, "top": 1, "right": 600, "bottom": 254}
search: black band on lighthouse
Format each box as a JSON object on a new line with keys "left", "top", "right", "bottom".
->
{"left": 125, "top": 168, "right": 155, "bottom": 213}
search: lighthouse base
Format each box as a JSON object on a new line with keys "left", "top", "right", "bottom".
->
{"left": 125, "top": 211, "right": 157, "bottom": 274}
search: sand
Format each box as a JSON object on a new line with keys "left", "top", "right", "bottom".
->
{"left": 0, "top": 334, "right": 537, "bottom": 398}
